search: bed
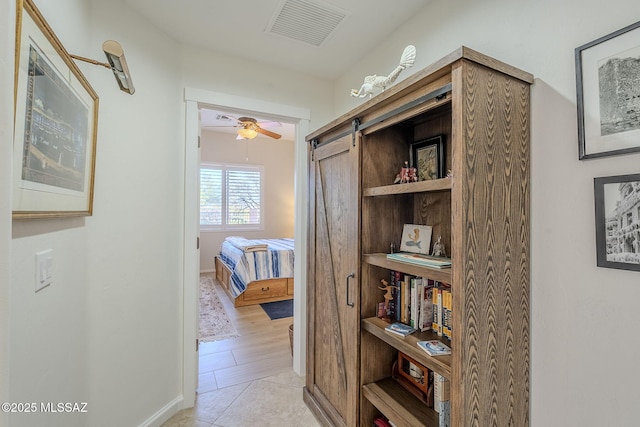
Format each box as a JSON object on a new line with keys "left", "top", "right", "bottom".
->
{"left": 215, "top": 236, "right": 294, "bottom": 307}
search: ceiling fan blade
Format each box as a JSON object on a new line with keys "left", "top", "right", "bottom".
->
{"left": 255, "top": 126, "right": 282, "bottom": 139}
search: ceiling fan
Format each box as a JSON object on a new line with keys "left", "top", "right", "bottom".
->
{"left": 204, "top": 115, "right": 282, "bottom": 140}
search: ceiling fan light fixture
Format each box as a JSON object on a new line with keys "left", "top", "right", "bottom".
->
{"left": 237, "top": 127, "right": 258, "bottom": 139}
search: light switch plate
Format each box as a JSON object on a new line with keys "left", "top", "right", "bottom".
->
{"left": 35, "top": 249, "right": 53, "bottom": 292}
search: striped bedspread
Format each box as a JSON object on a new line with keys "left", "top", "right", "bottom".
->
{"left": 218, "top": 237, "right": 295, "bottom": 297}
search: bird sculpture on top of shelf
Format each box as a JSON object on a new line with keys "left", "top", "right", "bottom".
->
{"left": 350, "top": 45, "right": 416, "bottom": 99}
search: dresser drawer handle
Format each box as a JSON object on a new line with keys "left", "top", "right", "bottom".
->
{"left": 261, "top": 287, "right": 270, "bottom": 292}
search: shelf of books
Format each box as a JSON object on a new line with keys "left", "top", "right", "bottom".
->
{"left": 362, "top": 317, "right": 452, "bottom": 379}
{"left": 363, "top": 253, "right": 452, "bottom": 284}
{"left": 363, "top": 378, "right": 438, "bottom": 427}
{"left": 362, "top": 265, "right": 453, "bottom": 426}
{"left": 363, "top": 177, "right": 452, "bottom": 197}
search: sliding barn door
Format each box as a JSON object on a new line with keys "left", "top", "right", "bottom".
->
{"left": 305, "top": 134, "right": 360, "bottom": 427}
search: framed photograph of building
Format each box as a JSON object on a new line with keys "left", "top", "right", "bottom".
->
{"left": 13, "top": 0, "right": 99, "bottom": 219}
{"left": 594, "top": 174, "right": 640, "bottom": 271}
{"left": 410, "top": 135, "right": 445, "bottom": 181}
{"left": 576, "top": 20, "right": 640, "bottom": 160}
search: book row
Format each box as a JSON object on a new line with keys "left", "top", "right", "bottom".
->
{"left": 380, "top": 271, "right": 452, "bottom": 340}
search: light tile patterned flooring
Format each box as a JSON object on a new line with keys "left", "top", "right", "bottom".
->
{"left": 162, "top": 275, "right": 320, "bottom": 427}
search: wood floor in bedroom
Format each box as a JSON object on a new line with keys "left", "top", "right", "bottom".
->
{"left": 161, "top": 274, "right": 319, "bottom": 427}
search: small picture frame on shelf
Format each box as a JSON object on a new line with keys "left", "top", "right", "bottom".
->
{"left": 399, "top": 224, "right": 433, "bottom": 255}
{"left": 392, "top": 352, "right": 432, "bottom": 405}
{"left": 594, "top": 174, "right": 640, "bottom": 271}
{"left": 576, "top": 20, "right": 640, "bottom": 159}
{"left": 410, "top": 135, "right": 445, "bottom": 181}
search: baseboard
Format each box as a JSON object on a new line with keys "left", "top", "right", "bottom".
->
{"left": 138, "top": 395, "right": 183, "bottom": 427}
{"left": 200, "top": 269, "right": 215, "bottom": 274}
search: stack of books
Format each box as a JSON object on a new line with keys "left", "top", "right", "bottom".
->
{"left": 386, "top": 252, "right": 452, "bottom": 269}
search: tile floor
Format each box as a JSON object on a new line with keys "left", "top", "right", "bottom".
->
{"left": 161, "top": 277, "right": 321, "bottom": 427}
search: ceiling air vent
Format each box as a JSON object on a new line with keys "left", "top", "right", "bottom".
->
{"left": 266, "top": 0, "right": 349, "bottom": 47}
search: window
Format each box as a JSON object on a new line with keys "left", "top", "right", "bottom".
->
{"left": 200, "top": 163, "right": 264, "bottom": 231}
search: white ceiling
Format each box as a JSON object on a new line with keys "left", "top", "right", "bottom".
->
{"left": 124, "top": 0, "right": 431, "bottom": 139}
{"left": 124, "top": 0, "right": 430, "bottom": 80}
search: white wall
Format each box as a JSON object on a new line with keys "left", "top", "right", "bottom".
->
{"left": 9, "top": 1, "right": 94, "bottom": 425}
{"left": 9, "top": 0, "right": 184, "bottom": 425}
{"left": 199, "top": 129, "right": 295, "bottom": 271}
{"left": 5, "top": 0, "right": 332, "bottom": 426}
{"left": 0, "top": 0, "right": 15, "bottom": 425}
{"left": 83, "top": 1, "right": 185, "bottom": 424}
{"left": 335, "top": 0, "right": 640, "bottom": 425}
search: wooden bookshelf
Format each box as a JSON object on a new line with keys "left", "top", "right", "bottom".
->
{"left": 362, "top": 317, "right": 452, "bottom": 378}
{"left": 305, "top": 47, "right": 531, "bottom": 427}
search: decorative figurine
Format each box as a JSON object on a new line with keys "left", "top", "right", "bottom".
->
{"left": 350, "top": 45, "right": 417, "bottom": 99}
{"left": 431, "top": 235, "right": 447, "bottom": 257}
{"left": 396, "top": 161, "right": 418, "bottom": 184}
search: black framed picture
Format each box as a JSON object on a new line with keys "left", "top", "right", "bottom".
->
{"left": 594, "top": 174, "right": 640, "bottom": 271}
{"left": 576, "top": 20, "right": 640, "bottom": 160}
{"left": 410, "top": 135, "right": 445, "bottom": 181}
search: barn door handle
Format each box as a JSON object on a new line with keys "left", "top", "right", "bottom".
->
{"left": 346, "top": 273, "right": 355, "bottom": 307}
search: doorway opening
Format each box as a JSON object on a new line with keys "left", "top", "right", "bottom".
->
{"left": 182, "top": 88, "right": 309, "bottom": 407}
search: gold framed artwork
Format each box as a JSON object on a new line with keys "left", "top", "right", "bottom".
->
{"left": 13, "top": 0, "right": 99, "bottom": 219}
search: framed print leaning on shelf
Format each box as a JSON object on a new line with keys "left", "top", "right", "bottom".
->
{"left": 13, "top": 0, "right": 99, "bottom": 219}
{"left": 399, "top": 223, "right": 433, "bottom": 255}
{"left": 410, "top": 135, "right": 445, "bottom": 181}
{"left": 576, "top": 20, "right": 640, "bottom": 160}
{"left": 594, "top": 174, "right": 640, "bottom": 271}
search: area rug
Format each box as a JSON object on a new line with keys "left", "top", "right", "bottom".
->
{"left": 200, "top": 276, "right": 239, "bottom": 342}
{"left": 260, "top": 299, "right": 294, "bottom": 320}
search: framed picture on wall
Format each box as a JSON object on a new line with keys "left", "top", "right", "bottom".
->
{"left": 594, "top": 174, "right": 640, "bottom": 271}
{"left": 576, "top": 20, "right": 640, "bottom": 160}
{"left": 410, "top": 135, "right": 445, "bottom": 181}
{"left": 12, "top": 0, "right": 99, "bottom": 219}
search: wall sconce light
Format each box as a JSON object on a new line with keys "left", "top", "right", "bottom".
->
{"left": 70, "top": 40, "right": 135, "bottom": 95}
